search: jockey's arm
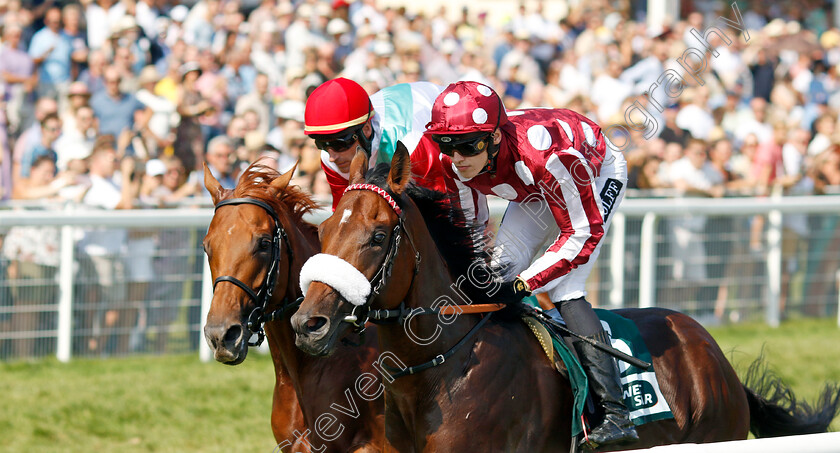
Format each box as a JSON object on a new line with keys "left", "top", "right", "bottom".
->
{"left": 519, "top": 153, "right": 605, "bottom": 293}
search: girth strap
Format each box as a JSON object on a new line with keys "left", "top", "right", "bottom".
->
{"left": 382, "top": 312, "right": 494, "bottom": 380}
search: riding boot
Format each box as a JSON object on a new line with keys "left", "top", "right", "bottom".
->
{"left": 575, "top": 330, "right": 639, "bottom": 449}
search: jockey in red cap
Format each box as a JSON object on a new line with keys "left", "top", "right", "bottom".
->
{"left": 304, "top": 78, "right": 487, "bottom": 223}
{"left": 426, "top": 81, "right": 638, "bottom": 449}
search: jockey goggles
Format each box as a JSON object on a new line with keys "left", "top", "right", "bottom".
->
{"left": 431, "top": 131, "right": 492, "bottom": 157}
{"left": 313, "top": 126, "right": 362, "bottom": 152}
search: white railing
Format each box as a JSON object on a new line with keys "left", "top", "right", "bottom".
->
{"left": 1, "top": 195, "right": 839, "bottom": 362}
{"left": 615, "top": 432, "right": 840, "bottom": 453}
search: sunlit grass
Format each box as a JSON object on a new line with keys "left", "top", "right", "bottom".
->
{"left": 1, "top": 319, "right": 838, "bottom": 451}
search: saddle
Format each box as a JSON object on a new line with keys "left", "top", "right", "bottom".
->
{"left": 520, "top": 303, "right": 674, "bottom": 437}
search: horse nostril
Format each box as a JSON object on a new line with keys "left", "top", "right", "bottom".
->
{"left": 224, "top": 325, "right": 243, "bottom": 344}
{"left": 305, "top": 317, "right": 327, "bottom": 333}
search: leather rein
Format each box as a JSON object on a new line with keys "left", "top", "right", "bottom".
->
{"left": 212, "top": 197, "right": 301, "bottom": 347}
{"left": 341, "top": 184, "right": 504, "bottom": 379}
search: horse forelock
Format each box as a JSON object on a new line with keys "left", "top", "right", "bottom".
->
{"left": 230, "top": 164, "right": 320, "bottom": 230}
{"left": 362, "top": 164, "right": 495, "bottom": 293}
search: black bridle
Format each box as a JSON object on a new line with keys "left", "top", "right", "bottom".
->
{"left": 338, "top": 184, "right": 492, "bottom": 380}
{"left": 212, "top": 197, "right": 297, "bottom": 347}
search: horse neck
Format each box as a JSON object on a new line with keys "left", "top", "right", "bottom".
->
{"left": 375, "top": 210, "right": 480, "bottom": 376}
{"left": 264, "top": 212, "right": 319, "bottom": 389}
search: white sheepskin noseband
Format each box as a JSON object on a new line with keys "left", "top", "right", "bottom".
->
{"left": 299, "top": 254, "right": 371, "bottom": 306}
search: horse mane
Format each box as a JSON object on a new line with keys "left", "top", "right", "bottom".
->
{"left": 229, "top": 164, "right": 320, "bottom": 234}
{"left": 364, "top": 164, "right": 521, "bottom": 308}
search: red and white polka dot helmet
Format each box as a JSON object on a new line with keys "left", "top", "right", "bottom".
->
{"left": 425, "top": 81, "right": 507, "bottom": 135}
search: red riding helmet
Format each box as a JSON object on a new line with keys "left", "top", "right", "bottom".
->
{"left": 304, "top": 77, "right": 373, "bottom": 136}
{"left": 425, "top": 81, "right": 507, "bottom": 135}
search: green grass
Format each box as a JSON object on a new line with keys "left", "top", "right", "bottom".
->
{"left": 707, "top": 318, "right": 840, "bottom": 432}
{"left": 0, "top": 353, "right": 276, "bottom": 452}
{"left": 1, "top": 319, "right": 839, "bottom": 451}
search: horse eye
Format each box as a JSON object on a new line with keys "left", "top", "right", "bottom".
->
{"left": 258, "top": 238, "right": 272, "bottom": 251}
{"left": 372, "top": 231, "right": 387, "bottom": 245}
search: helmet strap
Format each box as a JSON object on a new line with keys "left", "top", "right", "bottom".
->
{"left": 479, "top": 93, "right": 504, "bottom": 175}
{"left": 357, "top": 122, "right": 374, "bottom": 155}
{"left": 479, "top": 136, "right": 500, "bottom": 175}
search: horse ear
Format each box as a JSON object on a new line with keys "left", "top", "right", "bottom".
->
{"left": 348, "top": 150, "right": 368, "bottom": 184}
{"left": 387, "top": 141, "right": 412, "bottom": 195}
{"left": 204, "top": 163, "right": 224, "bottom": 205}
{"left": 271, "top": 160, "right": 298, "bottom": 192}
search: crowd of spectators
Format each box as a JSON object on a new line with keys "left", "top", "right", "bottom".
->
{"left": 1, "top": 0, "right": 840, "bottom": 357}
{"left": 0, "top": 0, "right": 838, "bottom": 206}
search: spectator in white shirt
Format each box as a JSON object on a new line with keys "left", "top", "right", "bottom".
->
{"left": 55, "top": 105, "right": 97, "bottom": 170}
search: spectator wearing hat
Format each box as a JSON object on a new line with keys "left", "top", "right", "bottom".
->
{"left": 55, "top": 104, "right": 98, "bottom": 171}
{"left": 366, "top": 39, "right": 396, "bottom": 89}
{"left": 29, "top": 7, "right": 73, "bottom": 99}
{"left": 90, "top": 66, "right": 143, "bottom": 139}
{"left": 136, "top": 65, "right": 176, "bottom": 157}
{"left": 340, "top": 25, "right": 376, "bottom": 81}
{"left": 164, "top": 5, "right": 189, "bottom": 48}
{"left": 174, "top": 62, "right": 212, "bottom": 171}
{"left": 60, "top": 81, "right": 92, "bottom": 135}
{"left": 112, "top": 16, "right": 152, "bottom": 75}
{"left": 267, "top": 98, "right": 304, "bottom": 152}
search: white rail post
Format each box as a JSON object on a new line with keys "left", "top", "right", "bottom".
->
{"left": 766, "top": 208, "right": 782, "bottom": 328}
{"left": 609, "top": 213, "right": 626, "bottom": 309}
{"left": 56, "top": 223, "right": 75, "bottom": 362}
{"left": 199, "top": 252, "right": 213, "bottom": 362}
{"left": 638, "top": 213, "right": 658, "bottom": 309}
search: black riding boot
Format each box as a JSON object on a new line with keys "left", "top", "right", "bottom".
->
{"left": 575, "top": 330, "right": 639, "bottom": 449}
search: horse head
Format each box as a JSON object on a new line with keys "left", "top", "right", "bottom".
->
{"left": 292, "top": 145, "right": 418, "bottom": 356}
{"left": 203, "top": 162, "right": 314, "bottom": 364}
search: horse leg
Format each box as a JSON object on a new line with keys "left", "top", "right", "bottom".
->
{"left": 622, "top": 308, "right": 750, "bottom": 445}
{"left": 271, "top": 377, "right": 305, "bottom": 446}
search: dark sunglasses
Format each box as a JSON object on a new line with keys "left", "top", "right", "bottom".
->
{"left": 432, "top": 133, "right": 491, "bottom": 157}
{"left": 313, "top": 130, "right": 359, "bottom": 152}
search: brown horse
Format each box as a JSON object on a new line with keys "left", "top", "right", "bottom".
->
{"left": 202, "top": 164, "right": 385, "bottom": 452}
{"left": 291, "top": 146, "right": 840, "bottom": 452}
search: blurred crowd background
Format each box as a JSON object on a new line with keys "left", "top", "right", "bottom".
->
{"left": 1, "top": 0, "right": 840, "bottom": 359}
{"left": 0, "top": 0, "right": 839, "bottom": 208}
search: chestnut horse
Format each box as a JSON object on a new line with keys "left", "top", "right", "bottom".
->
{"left": 203, "top": 164, "right": 385, "bottom": 452}
{"left": 291, "top": 146, "right": 840, "bottom": 452}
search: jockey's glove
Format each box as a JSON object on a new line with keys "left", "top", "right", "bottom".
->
{"left": 509, "top": 276, "right": 532, "bottom": 300}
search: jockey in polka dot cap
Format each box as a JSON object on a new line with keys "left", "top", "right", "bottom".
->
{"left": 304, "top": 78, "right": 486, "bottom": 223}
{"left": 426, "top": 80, "right": 638, "bottom": 449}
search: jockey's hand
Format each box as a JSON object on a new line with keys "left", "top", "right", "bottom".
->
{"left": 509, "top": 276, "right": 532, "bottom": 300}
